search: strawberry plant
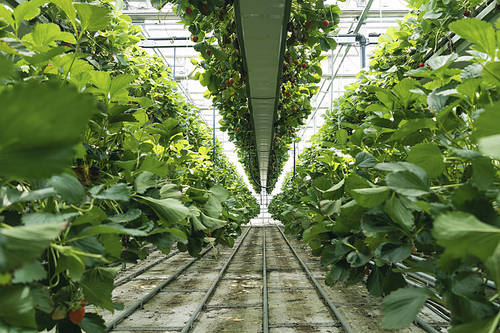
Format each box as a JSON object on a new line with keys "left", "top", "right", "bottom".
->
{"left": 270, "top": 1, "right": 500, "bottom": 331}
{"left": 0, "top": 1, "right": 258, "bottom": 332}
{"left": 156, "top": 0, "right": 341, "bottom": 192}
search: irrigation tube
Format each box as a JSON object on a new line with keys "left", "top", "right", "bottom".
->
{"left": 263, "top": 227, "right": 269, "bottom": 333}
{"left": 275, "top": 226, "right": 355, "bottom": 333}
{"left": 180, "top": 226, "right": 252, "bottom": 333}
{"left": 114, "top": 250, "right": 180, "bottom": 287}
{"left": 106, "top": 246, "right": 213, "bottom": 331}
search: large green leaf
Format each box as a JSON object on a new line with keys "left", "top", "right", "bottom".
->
{"left": 382, "top": 287, "right": 434, "bottom": 329}
{"left": 136, "top": 196, "right": 189, "bottom": 225}
{"left": 0, "top": 82, "right": 95, "bottom": 179}
{"left": 0, "top": 286, "right": 36, "bottom": 328}
{"left": 80, "top": 267, "right": 119, "bottom": 310}
{"left": 74, "top": 3, "right": 111, "bottom": 32}
{"left": 478, "top": 135, "right": 500, "bottom": 160}
{"left": 351, "top": 186, "right": 390, "bottom": 208}
{"left": 384, "top": 195, "right": 414, "bottom": 231}
{"left": 49, "top": 173, "right": 86, "bottom": 205}
{"left": 12, "top": 261, "right": 46, "bottom": 284}
{"left": 449, "top": 19, "right": 496, "bottom": 59}
{"left": 386, "top": 169, "right": 429, "bottom": 197}
{"left": 0, "top": 223, "right": 65, "bottom": 272}
{"left": 407, "top": 143, "right": 444, "bottom": 178}
{"left": 449, "top": 312, "right": 500, "bottom": 333}
{"left": 432, "top": 212, "right": 500, "bottom": 262}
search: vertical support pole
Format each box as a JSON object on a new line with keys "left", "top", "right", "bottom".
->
{"left": 212, "top": 105, "right": 216, "bottom": 162}
{"left": 293, "top": 141, "right": 296, "bottom": 180}
{"left": 173, "top": 47, "right": 176, "bottom": 80}
{"left": 360, "top": 43, "right": 366, "bottom": 68}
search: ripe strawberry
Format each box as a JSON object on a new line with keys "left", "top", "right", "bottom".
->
{"left": 68, "top": 303, "right": 85, "bottom": 325}
{"left": 323, "top": 19, "right": 329, "bottom": 27}
{"left": 301, "top": 63, "right": 307, "bottom": 69}
{"left": 185, "top": 7, "right": 193, "bottom": 15}
{"left": 464, "top": 10, "right": 471, "bottom": 17}
{"left": 228, "top": 77, "right": 234, "bottom": 84}
{"left": 289, "top": 129, "right": 294, "bottom": 134}
{"left": 191, "top": 35, "right": 198, "bottom": 42}
{"left": 306, "top": 21, "right": 312, "bottom": 28}
{"left": 292, "top": 107, "right": 297, "bottom": 113}
{"left": 155, "top": 96, "right": 159, "bottom": 101}
{"left": 221, "top": 68, "right": 226, "bottom": 73}
{"left": 285, "top": 91, "right": 291, "bottom": 98}
{"left": 418, "top": 62, "right": 425, "bottom": 68}
{"left": 365, "top": 268, "right": 371, "bottom": 276}
{"left": 205, "top": 49, "right": 211, "bottom": 56}
{"left": 294, "top": 60, "right": 299, "bottom": 66}
{"left": 128, "top": 101, "right": 132, "bottom": 104}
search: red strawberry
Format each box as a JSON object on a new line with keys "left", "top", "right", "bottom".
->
{"left": 155, "top": 96, "right": 159, "bottom": 101}
{"left": 294, "top": 60, "right": 299, "bottom": 66}
{"left": 301, "top": 63, "right": 307, "bottom": 69}
{"left": 464, "top": 10, "right": 471, "bottom": 17}
{"left": 191, "top": 35, "right": 198, "bottom": 42}
{"left": 323, "top": 19, "right": 329, "bottom": 27}
{"left": 221, "top": 68, "right": 226, "bottom": 73}
{"left": 365, "top": 268, "right": 371, "bottom": 276}
{"left": 292, "top": 107, "right": 297, "bottom": 113}
{"left": 128, "top": 101, "right": 132, "bottom": 104}
{"left": 419, "top": 62, "right": 425, "bottom": 68}
{"left": 228, "top": 77, "right": 234, "bottom": 84}
{"left": 306, "top": 21, "right": 312, "bottom": 28}
{"left": 285, "top": 91, "right": 291, "bottom": 98}
{"left": 289, "top": 129, "right": 294, "bottom": 134}
{"left": 205, "top": 49, "right": 211, "bottom": 56}
{"left": 68, "top": 306, "right": 85, "bottom": 325}
{"left": 185, "top": 7, "right": 192, "bottom": 15}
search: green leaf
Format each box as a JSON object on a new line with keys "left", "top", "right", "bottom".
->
{"left": 136, "top": 196, "right": 189, "bottom": 225}
{"left": 0, "top": 223, "right": 65, "bottom": 272}
{"left": 80, "top": 267, "right": 119, "bottom": 311}
{"left": 101, "top": 234, "right": 122, "bottom": 257}
{"left": 77, "top": 223, "right": 148, "bottom": 239}
{"left": 386, "top": 169, "right": 429, "bottom": 197}
{"left": 375, "top": 243, "right": 412, "bottom": 263}
{"left": 200, "top": 213, "right": 227, "bottom": 230}
{"left": 382, "top": 287, "right": 434, "bottom": 329}
{"left": 475, "top": 102, "right": 500, "bottom": 139}
{"left": 0, "top": 4, "right": 14, "bottom": 27}
{"left": 50, "top": 0, "right": 77, "bottom": 29}
{"left": 92, "top": 184, "right": 130, "bottom": 201}
{"left": 22, "top": 212, "right": 78, "bottom": 226}
{"left": 134, "top": 171, "right": 157, "bottom": 194}
{"left": 389, "top": 118, "right": 435, "bottom": 142}
{"left": 74, "top": 4, "right": 111, "bottom": 32}
{"left": 449, "top": 312, "right": 500, "bottom": 333}
{"left": 471, "top": 157, "right": 495, "bottom": 190}
{"left": 432, "top": 212, "right": 500, "bottom": 262}
{"left": 384, "top": 195, "right": 414, "bottom": 231}
{"left": 12, "top": 261, "right": 46, "bottom": 283}
{"left": 355, "top": 152, "right": 377, "bottom": 168}
{"left": 0, "top": 285, "right": 36, "bottom": 328}
{"left": 351, "top": 187, "right": 390, "bottom": 208}
{"left": 485, "top": 244, "right": 500, "bottom": 297}
{"left": 159, "top": 184, "right": 182, "bottom": 199}
{"left": 407, "top": 143, "right": 444, "bottom": 178}
{"left": 109, "top": 209, "right": 142, "bottom": 223}
{"left": 0, "top": 82, "right": 96, "bottom": 179}
{"left": 449, "top": 19, "right": 496, "bottom": 59}
{"left": 478, "top": 134, "right": 500, "bottom": 160}
{"left": 80, "top": 313, "right": 106, "bottom": 333}
{"left": 13, "top": 0, "right": 45, "bottom": 31}
{"left": 49, "top": 173, "right": 86, "bottom": 205}
{"left": 22, "top": 23, "right": 75, "bottom": 51}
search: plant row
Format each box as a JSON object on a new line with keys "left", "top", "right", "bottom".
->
{"left": 269, "top": 1, "right": 500, "bottom": 331}
{"left": 156, "top": 0, "right": 342, "bottom": 192}
{"left": 0, "top": 1, "right": 259, "bottom": 332}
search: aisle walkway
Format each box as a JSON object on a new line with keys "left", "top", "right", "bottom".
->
{"left": 101, "top": 220, "right": 440, "bottom": 333}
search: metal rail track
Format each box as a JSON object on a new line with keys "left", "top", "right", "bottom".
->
{"left": 262, "top": 226, "right": 269, "bottom": 333}
{"left": 179, "top": 226, "right": 252, "bottom": 332}
{"left": 275, "top": 225, "right": 355, "bottom": 333}
{"left": 114, "top": 249, "right": 180, "bottom": 287}
{"left": 106, "top": 227, "right": 250, "bottom": 331}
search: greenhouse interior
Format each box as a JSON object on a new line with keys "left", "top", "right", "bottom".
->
{"left": 0, "top": 0, "right": 499, "bottom": 332}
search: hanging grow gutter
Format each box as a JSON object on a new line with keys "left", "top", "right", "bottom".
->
{"left": 234, "top": 0, "right": 291, "bottom": 189}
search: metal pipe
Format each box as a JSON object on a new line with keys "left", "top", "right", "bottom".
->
{"left": 275, "top": 226, "right": 355, "bottom": 333}
{"left": 114, "top": 250, "right": 179, "bottom": 287}
{"left": 212, "top": 105, "right": 216, "bottom": 162}
{"left": 106, "top": 246, "right": 213, "bottom": 331}
{"left": 181, "top": 227, "right": 252, "bottom": 332}
{"left": 173, "top": 47, "right": 176, "bottom": 80}
{"left": 292, "top": 142, "right": 296, "bottom": 179}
